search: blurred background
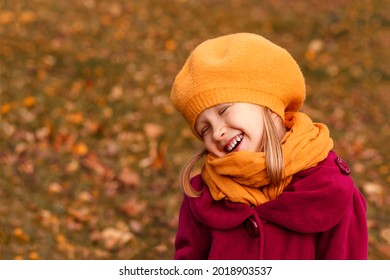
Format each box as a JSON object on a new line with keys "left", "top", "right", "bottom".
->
{"left": 0, "top": 0, "right": 389, "bottom": 260}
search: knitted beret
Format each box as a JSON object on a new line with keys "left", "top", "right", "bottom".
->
{"left": 170, "top": 33, "right": 306, "bottom": 134}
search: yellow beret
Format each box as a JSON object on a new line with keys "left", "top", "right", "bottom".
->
{"left": 171, "top": 33, "right": 306, "bottom": 134}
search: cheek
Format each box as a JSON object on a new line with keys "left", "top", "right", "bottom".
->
{"left": 203, "top": 137, "right": 215, "bottom": 151}
{"left": 203, "top": 138, "right": 225, "bottom": 157}
{"left": 250, "top": 124, "right": 265, "bottom": 145}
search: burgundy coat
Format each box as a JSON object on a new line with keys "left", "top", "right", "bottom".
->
{"left": 174, "top": 151, "right": 368, "bottom": 260}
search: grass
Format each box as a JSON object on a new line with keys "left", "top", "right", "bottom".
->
{"left": 0, "top": 0, "right": 389, "bottom": 259}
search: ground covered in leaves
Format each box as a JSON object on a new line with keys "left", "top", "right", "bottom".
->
{"left": 0, "top": 0, "right": 389, "bottom": 260}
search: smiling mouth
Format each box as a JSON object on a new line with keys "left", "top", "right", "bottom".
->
{"left": 225, "top": 134, "right": 244, "bottom": 152}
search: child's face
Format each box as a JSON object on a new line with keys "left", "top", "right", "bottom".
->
{"left": 195, "top": 102, "right": 265, "bottom": 158}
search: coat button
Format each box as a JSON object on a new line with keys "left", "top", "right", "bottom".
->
{"left": 245, "top": 217, "right": 259, "bottom": 237}
{"left": 335, "top": 157, "right": 351, "bottom": 175}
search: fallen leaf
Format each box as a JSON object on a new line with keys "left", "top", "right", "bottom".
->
{"left": 129, "top": 220, "right": 143, "bottom": 233}
{"left": 66, "top": 217, "right": 83, "bottom": 231}
{"left": 1, "top": 103, "right": 11, "bottom": 114}
{"left": 119, "top": 197, "right": 146, "bottom": 217}
{"left": 52, "top": 130, "right": 75, "bottom": 152}
{"left": 93, "top": 249, "right": 110, "bottom": 259}
{"left": 72, "top": 142, "right": 89, "bottom": 156}
{"left": 13, "top": 228, "right": 29, "bottom": 242}
{"left": 362, "top": 182, "right": 385, "bottom": 207}
{"left": 363, "top": 181, "right": 384, "bottom": 195}
{"left": 77, "top": 191, "right": 93, "bottom": 203}
{"left": 23, "top": 96, "right": 37, "bottom": 107}
{"left": 103, "top": 181, "right": 119, "bottom": 198}
{"left": 19, "top": 11, "right": 37, "bottom": 24}
{"left": 55, "top": 233, "right": 76, "bottom": 258}
{"left": 89, "top": 230, "right": 102, "bottom": 243}
{"left": 155, "top": 243, "right": 168, "bottom": 253}
{"left": 150, "top": 141, "right": 168, "bottom": 170}
{"left": 0, "top": 10, "right": 15, "bottom": 25}
{"left": 28, "top": 251, "right": 40, "bottom": 260}
{"left": 118, "top": 168, "right": 140, "bottom": 187}
{"left": 374, "top": 244, "right": 390, "bottom": 259}
{"left": 101, "top": 227, "right": 134, "bottom": 250}
{"left": 144, "top": 123, "right": 164, "bottom": 139}
{"left": 108, "top": 84, "right": 123, "bottom": 101}
{"left": 66, "top": 112, "right": 84, "bottom": 125}
{"left": 380, "top": 228, "right": 390, "bottom": 244}
{"left": 55, "top": 233, "right": 67, "bottom": 244}
{"left": 139, "top": 141, "right": 168, "bottom": 170}
{"left": 367, "top": 219, "right": 378, "bottom": 229}
{"left": 65, "top": 160, "right": 80, "bottom": 173}
{"left": 47, "top": 182, "right": 63, "bottom": 195}
{"left": 35, "top": 126, "right": 51, "bottom": 140}
{"left": 83, "top": 119, "right": 101, "bottom": 135}
{"left": 165, "top": 39, "right": 177, "bottom": 51}
{"left": 68, "top": 207, "right": 92, "bottom": 223}
{"left": 38, "top": 210, "right": 60, "bottom": 231}
{"left": 308, "top": 39, "right": 324, "bottom": 53}
{"left": 17, "top": 159, "right": 34, "bottom": 174}
{"left": 82, "top": 152, "right": 114, "bottom": 179}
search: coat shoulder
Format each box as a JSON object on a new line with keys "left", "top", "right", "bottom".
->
{"left": 258, "top": 151, "right": 366, "bottom": 233}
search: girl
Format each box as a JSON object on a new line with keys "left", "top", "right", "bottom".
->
{"left": 170, "top": 33, "right": 368, "bottom": 259}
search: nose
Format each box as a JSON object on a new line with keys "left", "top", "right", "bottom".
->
{"left": 212, "top": 123, "right": 226, "bottom": 141}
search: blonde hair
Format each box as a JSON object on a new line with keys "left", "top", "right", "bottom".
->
{"left": 179, "top": 107, "right": 285, "bottom": 197}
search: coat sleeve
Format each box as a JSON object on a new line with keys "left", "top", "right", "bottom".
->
{"left": 174, "top": 195, "right": 211, "bottom": 260}
{"left": 315, "top": 189, "right": 368, "bottom": 259}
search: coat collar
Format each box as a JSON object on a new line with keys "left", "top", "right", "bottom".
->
{"left": 189, "top": 175, "right": 254, "bottom": 230}
{"left": 188, "top": 151, "right": 357, "bottom": 233}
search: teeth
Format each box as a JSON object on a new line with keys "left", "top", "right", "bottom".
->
{"left": 227, "top": 134, "right": 243, "bottom": 152}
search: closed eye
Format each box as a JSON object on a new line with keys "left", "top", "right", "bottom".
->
{"left": 219, "top": 104, "right": 232, "bottom": 115}
{"left": 201, "top": 126, "right": 210, "bottom": 137}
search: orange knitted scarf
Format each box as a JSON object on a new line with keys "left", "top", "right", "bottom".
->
{"left": 201, "top": 112, "right": 334, "bottom": 206}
